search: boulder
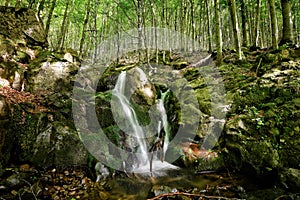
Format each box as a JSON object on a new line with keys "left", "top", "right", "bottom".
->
{"left": 220, "top": 48, "right": 300, "bottom": 188}
{"left": 0, "top": 6, "right": 47, "bottom": 47}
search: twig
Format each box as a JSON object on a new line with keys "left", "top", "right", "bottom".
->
{"left": 22, "top": 179, "right": 41, "bottom": 200}
{"left": 255, "top": 58, "right": 262, "bottom": 76}
{"left": 147, "top": 192, "right": 246, "bottom": 200}
{"left": 274, "top": 193, "right": 300, "bottom": 200}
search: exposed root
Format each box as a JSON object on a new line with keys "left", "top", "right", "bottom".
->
{"left": 147, "top": 192, "right": 246, "bottom": 200}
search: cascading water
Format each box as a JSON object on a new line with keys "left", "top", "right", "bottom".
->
{"left": 111, "top": 69, "right": 177, "bottom": 175}
{"left": 158, "top": 90, "right": 171, "bottom": 161}
{"left": 112, "top": 71, "right": 149, "bottom": 167}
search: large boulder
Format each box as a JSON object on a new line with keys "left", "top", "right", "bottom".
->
{"left": 0, "top": 6, "right": 48, "bottom": 91}
{"left": 0, "top": 6, "right": 47, "bottom": 47}
{"left": 0, "top": 7, "right": 87, "bottom": 169}
{"left": 220, "top": 48, "right": 300, "bottom": 190}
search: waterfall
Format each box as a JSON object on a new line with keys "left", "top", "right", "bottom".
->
{"left": 155, "top": 90, "right": 171, "bottom": 162}
{"left": 159, "top": 90, "right": 171, "bottom": 160}
{"left": 112, "top": 71, "right": 149, "bottom": 167}
{"left": 111, "top": 70, "right": 178, "bottom": 175}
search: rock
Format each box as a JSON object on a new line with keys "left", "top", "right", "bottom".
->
{"left": 220, "top": 47, "right": 300, "bottom": 185}
{"left": 95, "top": 162, "right": 110, "bottom": 182}
{"left": 0, "top": 78, "right": 10, "bottom": 88}
{"left": 280, "top": 168, "right": 300, "bottom": 192}
{"left": 0, "top": 97, "right": 8, "bottom": 118}
{"left": 29, "top": 60, "right": 79, "bottom": 94}
{"left": 6, "top": 174, "right": 21, "bottom": 187}
{"left": 0, "top": 6, "right": 48, "bottom": 92}
{"left": 0, "top": 6, "right": 47, "bottom": 47}
{"left": 151, "top": 185, "right": 177, "bottom": 197}
{"left": 0, "top": 97, "right": 10, "bottom": 167}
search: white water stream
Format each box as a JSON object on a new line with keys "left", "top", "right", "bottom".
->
{"left": 112, "top": 69, "right": 178, "bottom": 175}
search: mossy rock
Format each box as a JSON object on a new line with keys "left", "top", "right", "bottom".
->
{"left": 280, "top": 168, "right": 300, "bottom": 192}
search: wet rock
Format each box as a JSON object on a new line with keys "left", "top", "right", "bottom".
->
{"left": 151, "top": 185, "right": 177, "bottom": 197}
{"left": 95, "top": 162, "right": 110, "bottom": 182}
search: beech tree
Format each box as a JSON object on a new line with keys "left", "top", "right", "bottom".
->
{"left": 79, "top": 0, "right": 91, "bottom": 58}
{"left": 280, "top": 0, "right": 293, "bottom": 45}
{"left": 228, "top": 0, "right": 243, "bottom": 60}
{"left": 44, "top": 0, "right": 57, "bottom": 39}
{"left": 56, "top": 0, "right": 70, "bottom": 50}
{"left": 240, "top": 0, "right": 249, "bottom": 47}
{"left": 214, "top": 0, "right": 223, "bottom": 65}
{"left": 268, "top": 0, "right": 279, "bottom": 49}
{"left": 253, "top": 0, "right": 261, "bottom": 47}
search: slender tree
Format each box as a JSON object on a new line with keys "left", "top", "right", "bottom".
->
{"left": 280, "top": 0, "right": 293, "bottom": 45}
{"left": 205, "top": 0, "right": 212, "bottom": 53}
{"left": 214, "top": 0, "right": 223, "bottom": 65}
{"left": 37, "top": 0, "right": 46, "bottom": 17}
{"left": 45, "top": 0, "right": 57, "bottom": 39}
{"left": 92, "top": 0, "right": 100, "bottom": 64}
{"left": 15, "top": 0, "right": 21, "bottom": 8}
{"left": 268, "top": 0, "right": 279, "bottom": 49}
{"left": 228, "top": 0, "right": 243, "bottom": 60}
{"left": 57, "top": 0, "right": 70, "bottom": 50}
{"left": 240, "top": 0, "right": 249, "bottom": 47}
{"left": 137, "top": 0, "right": 144, "bottom": 62}
{"left": 253, "top": 0, "right": 261, "bottom": 47}
{"left": 149, "top": 0, "right": 159, "bottom": 63}
{"left": 79, "top": 0, "right": 91, "bottom": 58}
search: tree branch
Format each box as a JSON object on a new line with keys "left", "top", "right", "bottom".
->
{"left": 147, "top": 192, "right": 246, "bottom": 200}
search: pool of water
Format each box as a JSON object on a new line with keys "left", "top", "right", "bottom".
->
{"left": 102, "top": 169, "right": 296, "bottom": 200}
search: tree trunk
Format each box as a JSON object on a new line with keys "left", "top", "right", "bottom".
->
{"left": 28, "top": 0, "right": 36, "bottom": 9}
{"left": 15, "top": 0, "right": 21, "bottom": 8}
{"left": 92, "top": 0, "right": 100, "bottom": 64}
{"left": 295, "top": 1, "right": 300, "bottom": 45}
{"left": 205, "top": 0, "right": 212, "bottom": 53}
{"left": 79, "top": 0, "right": 91, "bottom": 58}
{"left": 137, "top": 0, "right": 143, "bottom": 62}
{"left": 37, "top": 0, "right": 46, "bottom": 17}
{"left": 189, "top": 0, "right": 195, "bottom": 50}
{"left": 57, "top": 0, "right": 70, "bottom": 50}
{"left": 45, "top": 0, "right": 57, "bottom": 39}
{"left": 228, "top": 0, "right": 243, "bottom": 60}
{"left": 199, "top": 1, "right": 203, "bottom": 47}
{"left": 279, "top": 0, "right": 293, "bottom": 45}
{"left": 253, "top": 0, "right": 261, "bottom": 47}
{"left": 268, "top": 0, "right": 278, "bottom": 49}
{"left": 214, "top": 0, "right": 223, "bottom": 65}
{"left": 240, "top": 0, "right": 249, "bottom": 47}
{"left": 5, "top": 0, "right": 10, "bottom": 6}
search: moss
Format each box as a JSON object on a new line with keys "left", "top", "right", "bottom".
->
{"left": 103, "top": 126, "right": 121, "bottom": 146}
{"left": 130, "top": 99, "right": 151, "bottom": 126}
{"left": 9, "top": 106, "right": 39, "bottom": 162}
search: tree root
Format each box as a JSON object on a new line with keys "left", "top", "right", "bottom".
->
{"left": 147, "top": 192, "right": 245, "bottom": 200}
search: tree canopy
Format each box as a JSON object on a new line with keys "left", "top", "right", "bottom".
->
{"left": 2, "top": 0, "right": 299, "bottom": 59}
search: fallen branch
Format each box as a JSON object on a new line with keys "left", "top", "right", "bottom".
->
{"left": 179, "top": 54, "right": 212, "bottom": 73}
{"left": 189, "top": 54, "right": 212, "bottom": 68}
{"left": 147, "top": 192, "right": 245, "bottom": 200}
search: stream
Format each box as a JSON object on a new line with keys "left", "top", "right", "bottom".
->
{"left": 94, "top": 169, "right": 296, "bottom": 200}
